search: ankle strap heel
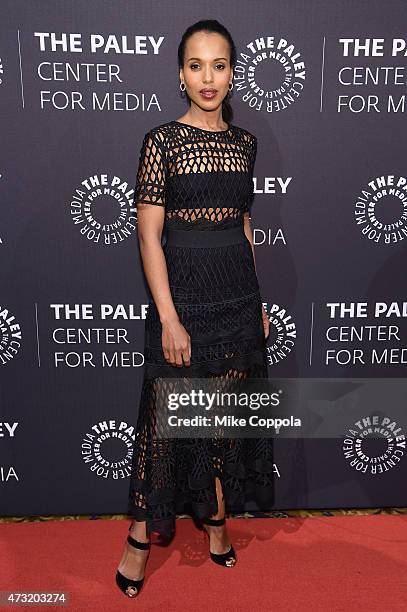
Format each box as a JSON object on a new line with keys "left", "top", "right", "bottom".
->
{"left": 127, "top": 521, "right": 150, "bottom": 549}
{"left": 200, "top": 515, "right": 237, "bottom": 568}
{"left": 127, "top": 534, "right": 150, "bottom": 550}
{"left": 116, "top": 525, "right": 151, "bottom": 598}
{"left": 202, "top": 516, "right": 226, "bottom": 527}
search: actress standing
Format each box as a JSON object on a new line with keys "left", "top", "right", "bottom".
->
{"left": 116, "top": 19, "right": 273, "bottom": 598}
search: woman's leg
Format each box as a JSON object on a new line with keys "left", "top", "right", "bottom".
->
{"left": 116, "top": 519, "right": 150, "bottom": 597}
{"left": 118, "top": 428, "right": 150, "bottom": 592}
{"left": 203, "top": 476, "right": 234, "bottom": 555}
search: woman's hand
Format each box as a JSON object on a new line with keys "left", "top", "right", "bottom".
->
{"left": 261, "top": 304, "right": 270, "bottom": 340}
{"left": 161, "top": 316, "right": 191, "bottom": 367}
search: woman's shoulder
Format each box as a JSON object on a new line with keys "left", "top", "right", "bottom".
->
{"left": 142, "top": 121, "right": 174, "bottom": 141}
{"left": 232, "top": 124, "right": 257, "bottom": 153}
{"left": 234, "top": 124, "right": 257, "bottom": 141}
{"left": 137, "top": 122, "right": 173, "bottom": 156}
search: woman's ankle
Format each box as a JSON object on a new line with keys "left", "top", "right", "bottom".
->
{"left": 129, "top": 519, "right": 149, "bottom": 542}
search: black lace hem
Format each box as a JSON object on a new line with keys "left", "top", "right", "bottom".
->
{"left": 127, "top": 450, "right": 275, "bottom": 541}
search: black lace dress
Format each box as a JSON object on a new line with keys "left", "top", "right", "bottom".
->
{"left": 127, "top": 120, "right": 274, "bottom": 539}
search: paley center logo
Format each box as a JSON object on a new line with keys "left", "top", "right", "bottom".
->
{"left": 70, "top": 173, "right": 136, "bottom": 244}
{"left": 81, "top": 419, "right": 136, "bottom": 480}
{"left": 0, "top": 306, "right": 22, "bottom": 365}
{"left": 342, "top": 414, "right": 406, "bottom": 475}
{"left": 235, "top": 34, "right": 306, "bottom": 113}
{"left": 263, "top": 300, "right": 297, "bottom": 365}
{"left": 354, "top": 174, "right": 407, "bottom": 244}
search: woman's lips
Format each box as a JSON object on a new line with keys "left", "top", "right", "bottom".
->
{"left": 200, "top": 89, "right": 217, "bottom": 100}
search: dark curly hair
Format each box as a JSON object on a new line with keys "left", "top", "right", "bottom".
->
{"left": 177, "top": 19, "right": 237, "bottom": 124}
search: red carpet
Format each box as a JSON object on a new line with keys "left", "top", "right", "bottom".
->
{"left": 1, "top": 515, "right": 406, "bottom": 611}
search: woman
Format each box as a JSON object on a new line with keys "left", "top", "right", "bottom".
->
{"left": 116, "top": 19, "right": 273, "bottom": 598}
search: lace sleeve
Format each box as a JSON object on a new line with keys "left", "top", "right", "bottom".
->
{"left": 134, "top": 129, "right": 167, "bottom": 207}
{"left": 243, "top": 134, "right": 257, "bottom": 214}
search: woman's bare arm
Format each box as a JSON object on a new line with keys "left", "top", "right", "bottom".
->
{"left": 137, "top": 204, "right": 191, "bottom": 366}
{"left": 137, "top": 204, "right": 178, "bottom": 323}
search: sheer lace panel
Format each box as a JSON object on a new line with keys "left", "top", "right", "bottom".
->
{"left": 134, "top": 121, "right": 257, "bottom": 228}
{"left": 134, "top": 130, "right": 167, "bottom": 207}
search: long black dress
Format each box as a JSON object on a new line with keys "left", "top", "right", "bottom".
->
{"left": 127, "top": 120, "right": 274, "bottom": 540}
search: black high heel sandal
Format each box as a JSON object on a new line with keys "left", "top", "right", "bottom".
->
{"left": 116, "top": 524, "right": 151, "bottom": 598}
{"left": 201, "top": 516, "right": 237, "bottom": 567}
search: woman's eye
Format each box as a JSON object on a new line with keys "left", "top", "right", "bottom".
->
{"left": 189, "top": 63, "right": 226, "bottom": 70}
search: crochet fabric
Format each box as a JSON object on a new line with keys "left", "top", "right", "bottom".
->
{"left": 128, "top": 121, "right": 274, "bottom": 539}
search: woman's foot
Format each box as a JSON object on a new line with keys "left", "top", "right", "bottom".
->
{"left": 116, "top": 521, "right": 150, "bottom": 597}
{"left": 200, "top": 477, "right": 237, "bottom": 566}
{"left": 202, "top": 521, "right": 233, "bottom": 554}
{"left": 202, "top": 517, "right": 237, "bottom": 567}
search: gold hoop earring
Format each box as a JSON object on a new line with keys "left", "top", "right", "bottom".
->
{"left": 179, "top": 81, "right": 186, "bottom": 92}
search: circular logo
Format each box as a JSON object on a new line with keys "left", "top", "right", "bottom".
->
{"left": 342, "top": 415, "right": 406, "bottom": 475}
{"left": 263, "top": 301, "right": 296, "bottom": 365}
{"left": 354, "top": 174, "right": 407, "bottom": 244}
{"left": 81, "top": 419, "right": 135, "bottom": 479}
{"left": 235, "top": 34, "right": 306, "bottom": 113}
{"left": 70, "top": 173, "right": 137, "bottom": 244}
{"left": 0, "top": 305, "right": 22, "bottom": 365}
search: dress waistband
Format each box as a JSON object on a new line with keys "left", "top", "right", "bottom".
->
{"left": 164, "top": 225, "right": 247, "bottom": 248}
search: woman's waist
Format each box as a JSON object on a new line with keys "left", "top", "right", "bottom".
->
{"left": 164, "top": 220, "right": 246, "bottom": 248}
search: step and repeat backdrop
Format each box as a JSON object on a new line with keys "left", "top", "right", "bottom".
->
{"left": 1, "top": 0, "right": 407, "bottom": 517}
